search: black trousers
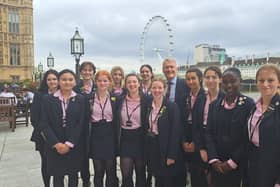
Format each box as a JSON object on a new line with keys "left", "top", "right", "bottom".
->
{"left": 186, "top": 152, "right": 208, "bottom": 187}
{"left": 81, "top": 155, "right": 90, "bottom": 184}
{"left": 155, "top": 176, "right": 173, "bottom": 187}
{"left": 171, "top": 174, "right": 187, "bottom": 187}
{"left": 39, "top": 147, "right": 50, "bottom": 187}
{"left": 146, "top": 135, "right": 186, "bottom": 187}
{"left": 81, "top": 126, "right": 90, "bottom": 185}
{"left": 53, "top": 173, "right": 78, "bottom": 187}
{"left": 248, "top": 143, "right": 259, "bottom": 187}
{"left": 212, "top": 168, "right": 241, "bottom": 187}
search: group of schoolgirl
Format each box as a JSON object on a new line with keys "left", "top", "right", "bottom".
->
{"left": 30, "top": 59, "right": 280, "bottom": 187}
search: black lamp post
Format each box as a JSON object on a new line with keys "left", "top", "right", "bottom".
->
{"left": 32, "top": 67, "right": 35, "bottom": 82}
{"left": 47, "top": 52, "right": 54, "bottom": 69}
{"left": 38, "top": 62, "right": 43, "bottom": 83}
{"left": 70, "top": 28, "right": 84, "bottom": 80}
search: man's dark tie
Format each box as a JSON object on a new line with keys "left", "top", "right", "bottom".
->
{"left": 166, "top": 81, "right": 172, "bottom": 99}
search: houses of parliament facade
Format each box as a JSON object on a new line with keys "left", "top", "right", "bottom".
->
{"left": 0, "top": 0, "right": 33, "bottom": 82}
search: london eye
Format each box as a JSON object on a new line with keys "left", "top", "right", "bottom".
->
{"left": 139, "top": 16, "right": 174, "bottom": 64}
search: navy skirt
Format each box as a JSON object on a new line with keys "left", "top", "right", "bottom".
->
{"left": 89, "top": 121, "right": 116, "bottom": 160}
{"left": 120, "top": 128, "right": 144, "bottom": 159}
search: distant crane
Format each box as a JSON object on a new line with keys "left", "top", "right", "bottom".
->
{"left": 153, "top": 48, "right": 164, "bottom": 63}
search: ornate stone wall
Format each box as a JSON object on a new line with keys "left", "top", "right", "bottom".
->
{"left": 0, "top": 0, "right": 33, "bottom": 82}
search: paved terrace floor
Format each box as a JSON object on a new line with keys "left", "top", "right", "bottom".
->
{"left": 0, "top": 121, "right": 191, "bottom": 187}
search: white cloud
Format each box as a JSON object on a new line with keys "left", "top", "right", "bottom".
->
{"left": 34, "top": 0, "right": 280, "bottom": 71}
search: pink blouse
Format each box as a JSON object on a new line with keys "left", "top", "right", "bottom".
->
{"left": 121, "top": 95, "right": 141, "bottom": 129}
{"left": 113, "top": 87, "right": 123, "bottom": 95}
{"left": 53, "top": 90, "right": 77, "bottom": 148}
{"left": 248, "top": 98, "right": 262, "bottom": 147}
{"left": 188, "top": 92, "right": 198, "bottom": 121}
{"left": 83, "top": 80, "right": 93, "bottom": 94}
{"left": 221, "top": 97, "right": 237, "bottom": 110}
{"left": 203, "top": 92, "right": 218, "bottom": 125}
{"left": 91, "top": 92, "right": 113, "bottom": 123}
{"left": 148, "top": 102, "right": 161, "bottom": 135}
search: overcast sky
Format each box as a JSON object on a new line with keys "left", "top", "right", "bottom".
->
{"left": 34, "top": 0, "right": 280, "bottom": 72}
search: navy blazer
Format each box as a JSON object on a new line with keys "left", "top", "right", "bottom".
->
{"left": 182, "top": 88, "right": 205, "bottom": 143}
{"left": 146, "top": 98, "right": 182, "bottom": 160}
{"left": 206, "top": 94, "right": 254, "bottom": 165}
{"left": 172, "top": 78, "right": 189, "bottom": 144}
{"left": 192, "top": 90, "right": 225, "bottom": 150}
{"left": 174, "top": 78, "right": 189, "bottom": 116}
{"left": 73, "top": 80, "right": 95, "bottom": 144}
{"left": 30, "top": 91, "right": 49, "bottom": 150}
{"left": 248, "top": 94, "right": 280, "bottom": 187}
{"left": 39, "top": 93, "right": 87, "bottom": 174}
{"left": 39, "top": 93, "right": 87, "bottom": 148}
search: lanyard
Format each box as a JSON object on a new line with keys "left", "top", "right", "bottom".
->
{"left": 97, "top": 94, "right": 109, "bottom": 119}
{"left": 248, "top": 104, "right": 274, "bottom": 141}
{"left": 62, "top": 99, "right": 69, "bottom": 126}
{"left": 186, "top": 95, "right": 192, "bottom": 121}
{"left": 125, "top": 98, "right": 140, "bottom": 122}
{"left": 248, "top": 111, "right": 264, "bottom": 141}
{"left": 149, "top": 105, "right": 162, "bottom": 132}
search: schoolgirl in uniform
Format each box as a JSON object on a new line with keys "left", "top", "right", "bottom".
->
{"left": 31, "top": 69, "right": 59, "bottom": 187}
{"left": 39, "top": 69, "right": 87, "bottom": 187}
{"left": 140, "top": 64, "right": 154, "bottom": 96}
{"left": 182, "top": 67, "right": 208, "bottom": 187}
{"left": 145, "top": 78, "right": 182, "bottom": 187}
{"left": 89, "top": 70, "right": 118, "bottom": 187}
{"left": 73, "top": 61, "right": 96, "bottom": 187}
{"left": 118, "top": 73, "right": 148, "bottom": 187}
{"left": 74, "top": 61, "right": 96, "bottom": 97}
{"left": 192, "top": 66, "right": 224, "bottom": 186}
{"left": 206, "top": 67, "right": 254, "bottom": 187}
{"left": 111, "top": 66, "right": 126, "bottom": 97}
{"left": 247, "top": 64, "right": 280, "bottom": 187}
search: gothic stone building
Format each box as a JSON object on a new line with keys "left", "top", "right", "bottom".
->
{"left": 0, "top": 0, "right": 33, "bottom": 82}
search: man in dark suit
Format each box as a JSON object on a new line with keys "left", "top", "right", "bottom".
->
{"left": 162, "top": 58, "right": 188, "bottom": 113}
{"left": 162, "top": 58, "right": 189, "bottom": 187}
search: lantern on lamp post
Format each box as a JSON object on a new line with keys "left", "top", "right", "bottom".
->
{"left": 70, "top": 28, "right": 84, "bottom": 80}
{"left": 47, "top": 52, "right": 54, "bottom": 69}
{"left": 38, "top": 62, "right": 43, "bottom": 83}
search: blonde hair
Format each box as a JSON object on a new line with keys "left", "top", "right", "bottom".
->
{"left": 111, "top": 66, "right": 124, "bottom": 87}
{"left": 256, "top": 64, "right": 280, "bottom": 82}
{"left": 111, "top": 66, "right": 124, "bottom": 78}
{"left": 151, "top": 77, "right": 166, "bottom": 89}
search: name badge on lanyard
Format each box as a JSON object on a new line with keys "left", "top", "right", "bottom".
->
{"left": 125, "top": 99, "right": 140, "bottom": 127}
{"left": 97, "top": 94, "right": 109, "bottom": 124}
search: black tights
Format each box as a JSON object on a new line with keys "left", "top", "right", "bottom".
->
{"left": 39, "top": 149, "right": 50, "bottom": 187}
{"left": 93, "top": 159, "right": 117, "bottom": 187}
{"left": 53, "top": 173, "right": 78, "bottom": 187}
{"left": 120, "top": 157, "right": 146, "bottom": 187}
